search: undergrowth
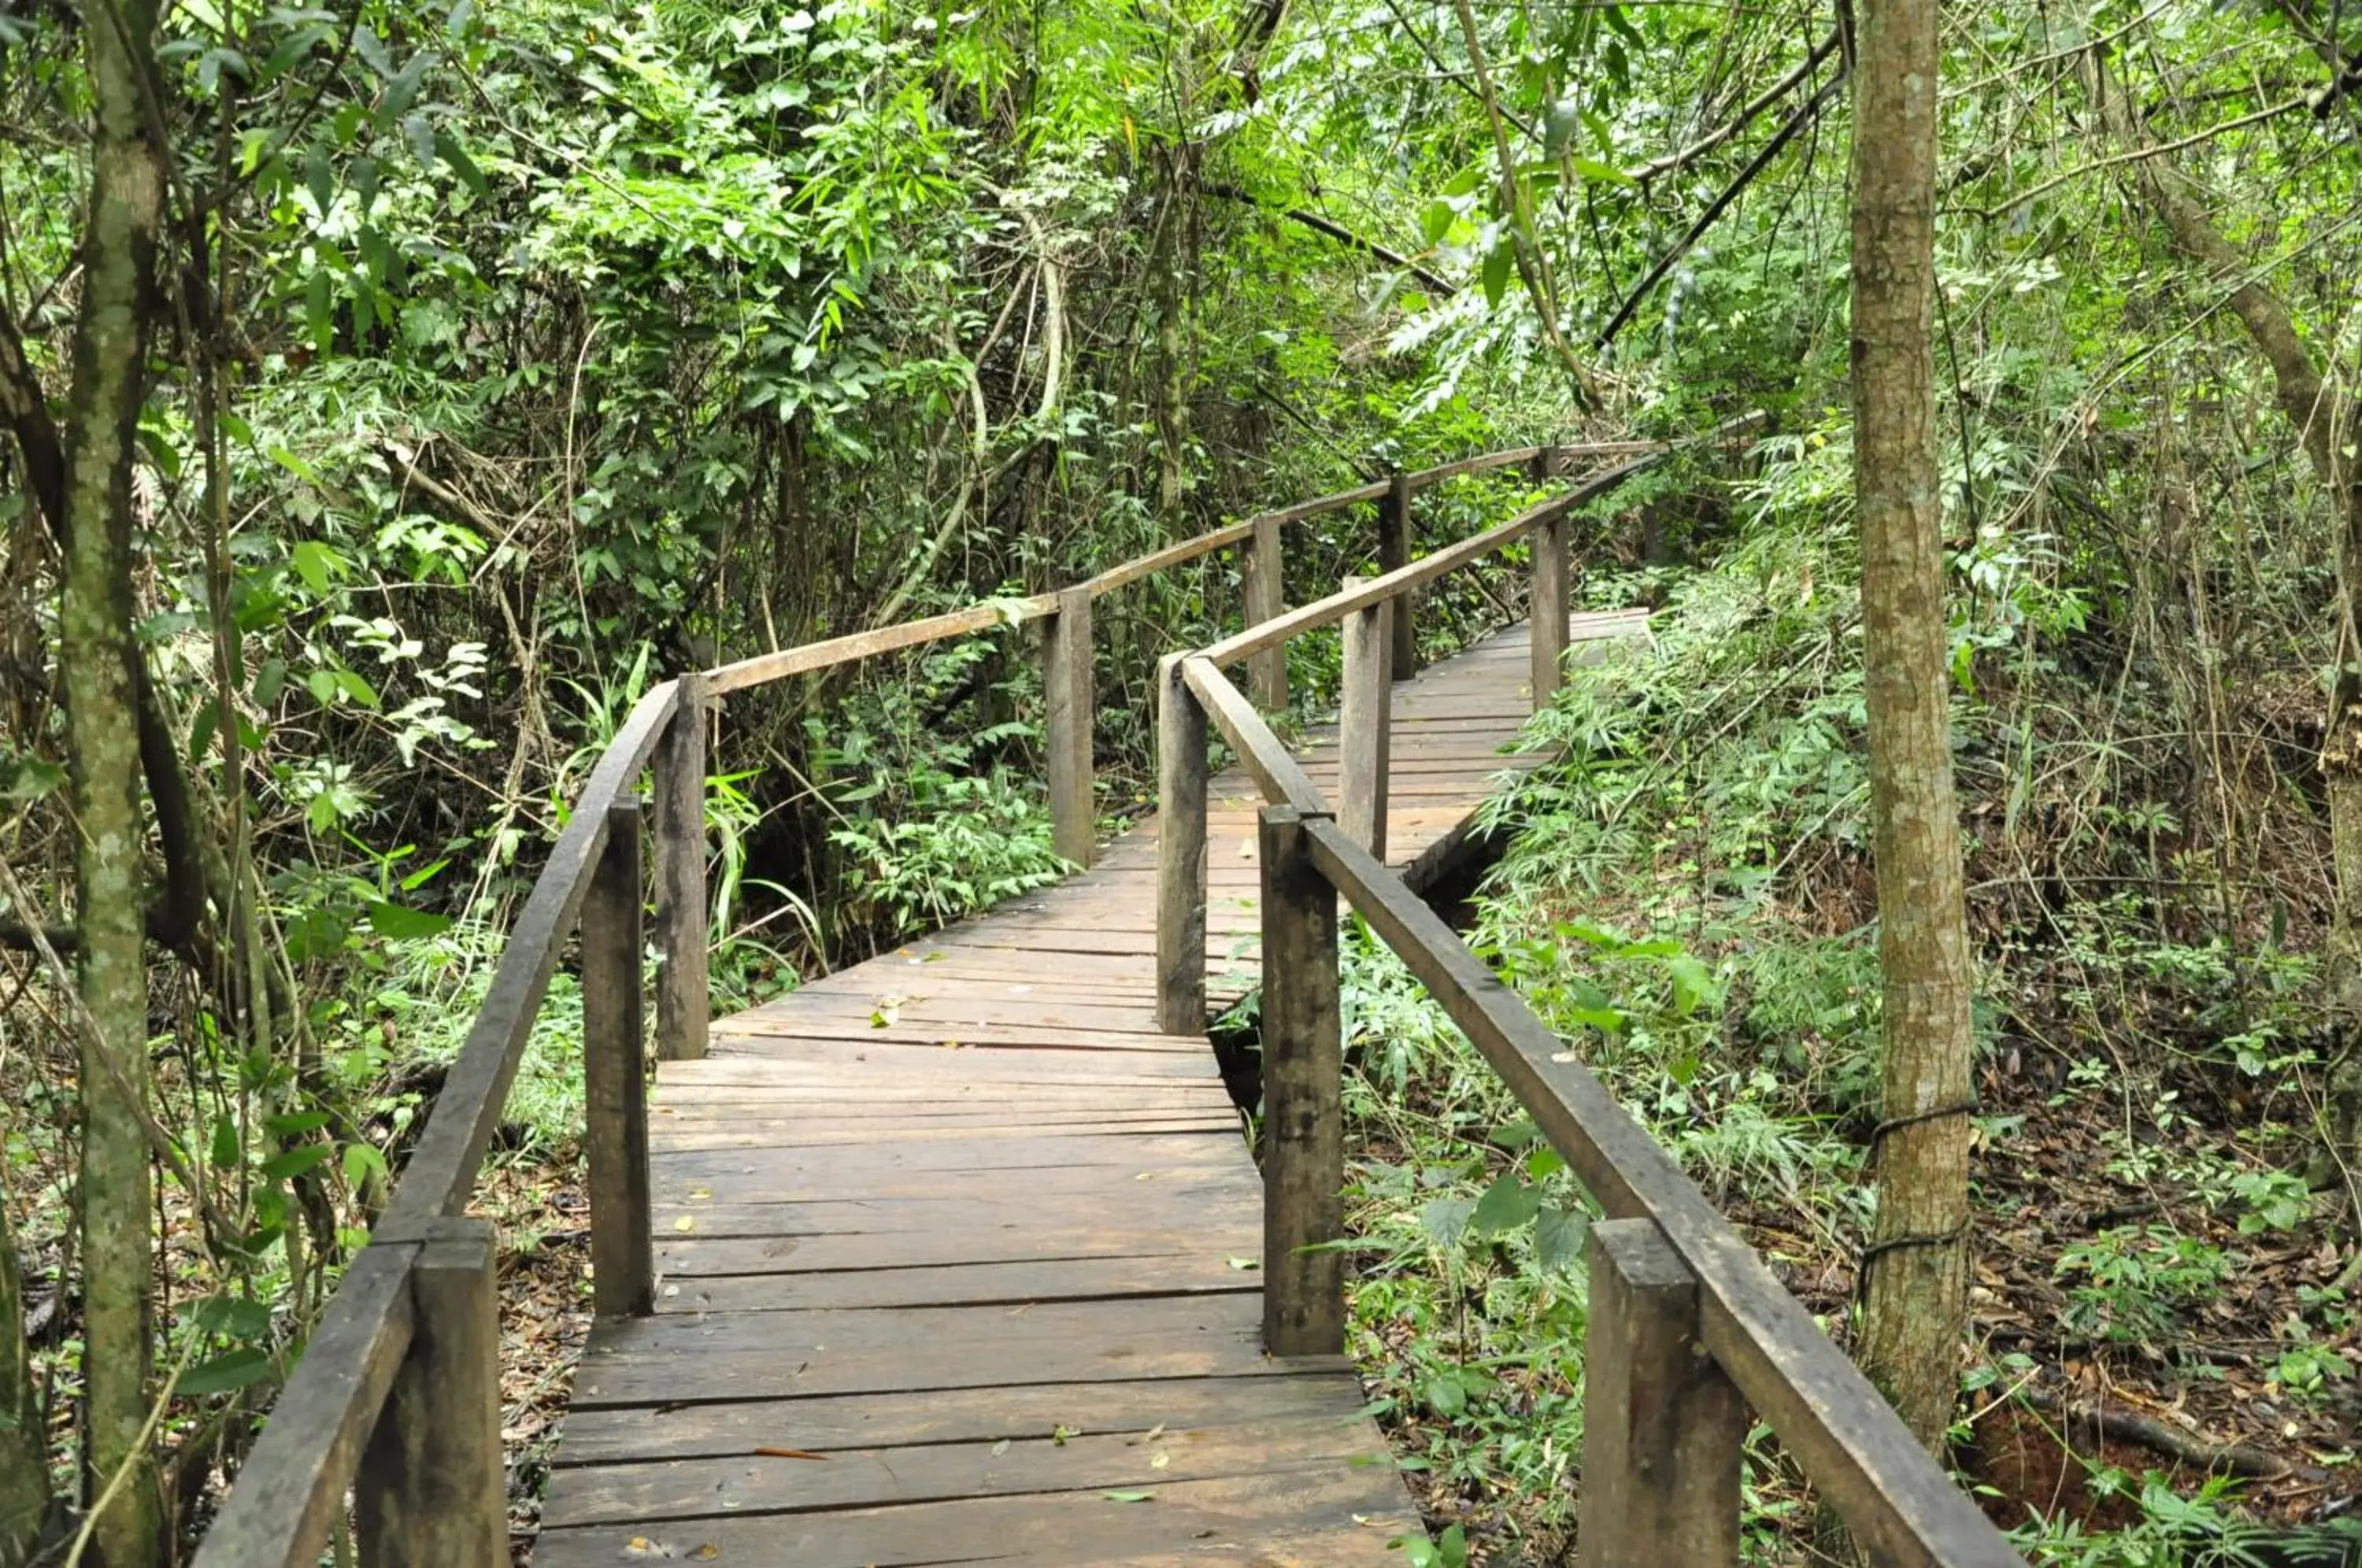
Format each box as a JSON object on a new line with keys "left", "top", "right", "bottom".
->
{"left": 1342, "top": 435, "right": 2360, "bottom": 1563}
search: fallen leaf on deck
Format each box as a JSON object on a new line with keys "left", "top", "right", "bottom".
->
{"left": 753, "top": 1446, "right": 829, "bottom": 1461}
{"left": 1103, "top": 1491, "right": 1153, "bottom": 1503}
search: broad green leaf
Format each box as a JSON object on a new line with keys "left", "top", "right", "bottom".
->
{"left": 260, "top": 1145, "right": 335, "bottom": 1181}
{"left": 435, "top": 128, "right": 490, "bottom": 200}
{"left": 1468, "top": 1172, "right": 1542, "bottom": 1237}
{"left": 1535, "top": 1205, "right": 1588, "bottom": 1273}
{"left": 1418, "top": 1196, "right": 1475, "bottom": 1248}
{"left": 365, "top": 899, "right": 452, "bottom": 941}
{"left": 177, "top": 1348, "right": 273, "bottom": 1396}
{"left": 192, "top": 1296, "right": 274, "bottom": 1341}
{"left": 305, "top": 146, "right": 335, "bottom": 216}
{"left": 1480, "top": 242, "right": 1512, "bottom": 308}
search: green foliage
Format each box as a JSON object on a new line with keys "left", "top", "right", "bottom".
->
{"left": 2054, "top": 1226, "right": 2233, "bottom": 1345}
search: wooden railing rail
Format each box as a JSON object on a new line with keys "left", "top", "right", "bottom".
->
{"left": 194, "top": 437, "right": 1620, "bottom": 1566}
{"left": 1149, "top": 422, "right": 2026, "bottom": 1564}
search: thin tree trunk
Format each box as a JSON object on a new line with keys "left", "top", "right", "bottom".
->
{"left": 1849, "top": 0, "right": 1977, "bottom": 1452}
{"left": 0, "top": 1202, "right": 52, "bottom": 1563}
{"left": 63, "top": 0, "right": 169, "bottom": 1557}
{"left": 2085, "top": 50, "right": 2362, "bottom": 1196}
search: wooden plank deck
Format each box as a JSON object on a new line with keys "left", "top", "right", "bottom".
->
{"left": 534, "top": 612, "right": 1643, "bottom": 1566}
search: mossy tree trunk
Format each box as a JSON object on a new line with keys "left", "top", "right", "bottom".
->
{"left": 61, "top": 0, "right": 171, "bottom": 1558}
{"left": 1849, "top": 0, "right": 1979, "bottom": 1452}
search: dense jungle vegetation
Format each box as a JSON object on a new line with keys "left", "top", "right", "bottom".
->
{"left": 2, "top": 0, "right": 2362, "bottom": 1557}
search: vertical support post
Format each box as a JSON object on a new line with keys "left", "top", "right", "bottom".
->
{"left": 1376, "top": 471, "right": 1417, "bottom": 679}
{"left": 1044, "top": 585, "right": 1095, "bottom": 867}
{"left": 653, "top": 679, "right": 708, "bottom": 1063}
{"left": 1530, "top": 509, "right": 1570, "bottom": 713}
{"left": 1241, "top": 515, "right": 1287, "bottom": 711}
{"left": 354, "top": 1221, "right": 505, "bottom": 1566}
{"left": 1580, "top": 1218, "right": 1747, "bottom": 1568}
{"left": 1337, "top": 579, "right": 1391, "bottom": 860}
{"left": 1258, "top": 805, "right": 1342, "bottom": 1356}
{"left": 1155, "top": 655, "right": 1208, "bottom": 1037}
{"left": 583, "top": 801, "right": 653, "bottom": 1318}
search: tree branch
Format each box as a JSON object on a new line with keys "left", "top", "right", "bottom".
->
{"left": 1634, "top": 24, "right": 1844, "bottom": 187}
{"left": 1198, "top": 180, "right": 1458, "bottom": 294}
{"left": 1595, "top": 68, "right": 1848, "bottom": 351}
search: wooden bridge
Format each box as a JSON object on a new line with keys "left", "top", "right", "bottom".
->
{"left": 196, "top": 431, "right": 2027, "bottom": 1566}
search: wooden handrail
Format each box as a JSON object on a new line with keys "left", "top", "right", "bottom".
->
{"left": 1149, "top": 419, "right": 2027, "bottom": 1562}
{"left": 698, "top": 437, "right": 1692, "bottom": 693}
{"left": 379, "top": 679, "right": 681, "bottom": 1231}
{"left": 1171, "top": 645, "right": 2018, "bottom": 1562}
{"left": 1180, "top": 655, "right": 1324, "bottom": 811}
{"left": 1298, "top": 814, "right": 2020, "bottom": 1567}
{"left": 197, "top": 437, "right": 1600, "bottom": 1566}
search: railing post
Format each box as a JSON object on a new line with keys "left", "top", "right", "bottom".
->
{"left": 1155, "top": 654, "right": 1208, "bottom": 1036}
{"left": 1581, "top": 1218, "right": 1746, "bottom": 1567}
{"left": 1043, "top": 585, "right": 1095, "bottom": 867}
{"left": 1530, "top": 508, "right": 1570, "bottom": 713}
{"left": 653, "top": 678, "right": 708, "bottom": 1063}
{"left": 354, "top": 1221, "right": 505, "bottom": 1566}
{"left": 583, "top": 801, "right": 653, "bottom": 1318}
{"left": 1258, "top": 804, "right": 1343, "bottom": 1356}
{"left": 1241, "top": 515, "right": 1287, "bottom": 710}
{"left": 1376, "top": 470, "right": 1417, "bottom": 679}
{"left": 1338, "top": 578, "right": 1391, "bottom": 860}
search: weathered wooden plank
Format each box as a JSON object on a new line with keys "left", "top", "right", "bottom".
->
{"left": 1156, "top": 654, "right": 1211, "bottom": 1034}
{"left": 652, "top": 1158, "right": 1252, "bottom": 1207}
{"left": 650, "top": 1115, "right": 1240, "bottom": 1153}
{"left": 652, "top": 684, "right": 709, "bottom": 1063}
{"left": 583, "top": 801, "right": 653, "bottom": 1318}
{"left": 702, "top": 597, "right": 1056, "bottom": 695}
{"left": 654, "top": 1103, "right": 1234, "bottom": 1133}
{"left": 1239, "top": 514, "right": 1288, "bottom": 710}
{"left": 355, "top": 1220, "right": 505, "bottom": 1566}
{"left": 1582, "top": 1217, "right": 1746, "bottom": 1565}
{"left": 650, "top": 1132, "right": 1246, "bottom": 1178}
{"left": 542, "top": 1417, "right": 1392, "bottom": 1526}
{"left": 1083, "top": 516, "right": 1257, "bottom": 597}
{"left": 550, "top": 1372, "right": 1369, "bottom": 1466}
{"left": 1377, "top": 469, "right": 1418, "bottom": 677}
{"left": 1257, "top": 808, "right": 1345, "bottom": 1358}
{"left": 1336, "top": 580, "right": 1390, "bottom": 859}
{"left": 657, "top": 1251, "right": 1260, "bottom": 1313}
{"left": 1530, "top": 512, "right": 1569, "bottom": 712}
{"left": 657, "top": 1219, "right": 1258, "bottom": 1277}
{"left": 533, "top": 1468, "right": 1416, "bottom": 1568}
{"left": 570, "top": 1296, "right": 1277, "bottom": 1406}
{"left": 717, "top": 1017, "right": 1207, "bottom": 1052}
{"left": 1043, "top": 585, "right": 1096, "bottom": 867}
{"left": 1181, "top": 656, "right": 1324, "bottom": 810}
{"left": 726, "top": 995, "right": 1178, "bottom": 1034}
{"left": 655, "top": 1182, "right": 1253, "bottom": 1233}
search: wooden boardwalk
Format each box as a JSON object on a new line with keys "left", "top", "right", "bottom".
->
{"left": 534, "top": 612, "right": 1644, "bottom": 1566}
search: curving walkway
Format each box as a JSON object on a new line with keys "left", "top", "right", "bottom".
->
{"left": 532, "top": 611, "right": 1644, "bottom": 1566}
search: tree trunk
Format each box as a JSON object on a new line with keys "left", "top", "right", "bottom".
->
{"left": 2085, "top": 51, "right": 2362, "bottom": 1198}
{"left": 1849, "top": 0, "right": 1977, "bottom": 1453}
{"left": 63, "top": 0, "right": 170, "bottom": 1557}
{"left": 0, "top": 1203, "right": 53, "bottom": 1564}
